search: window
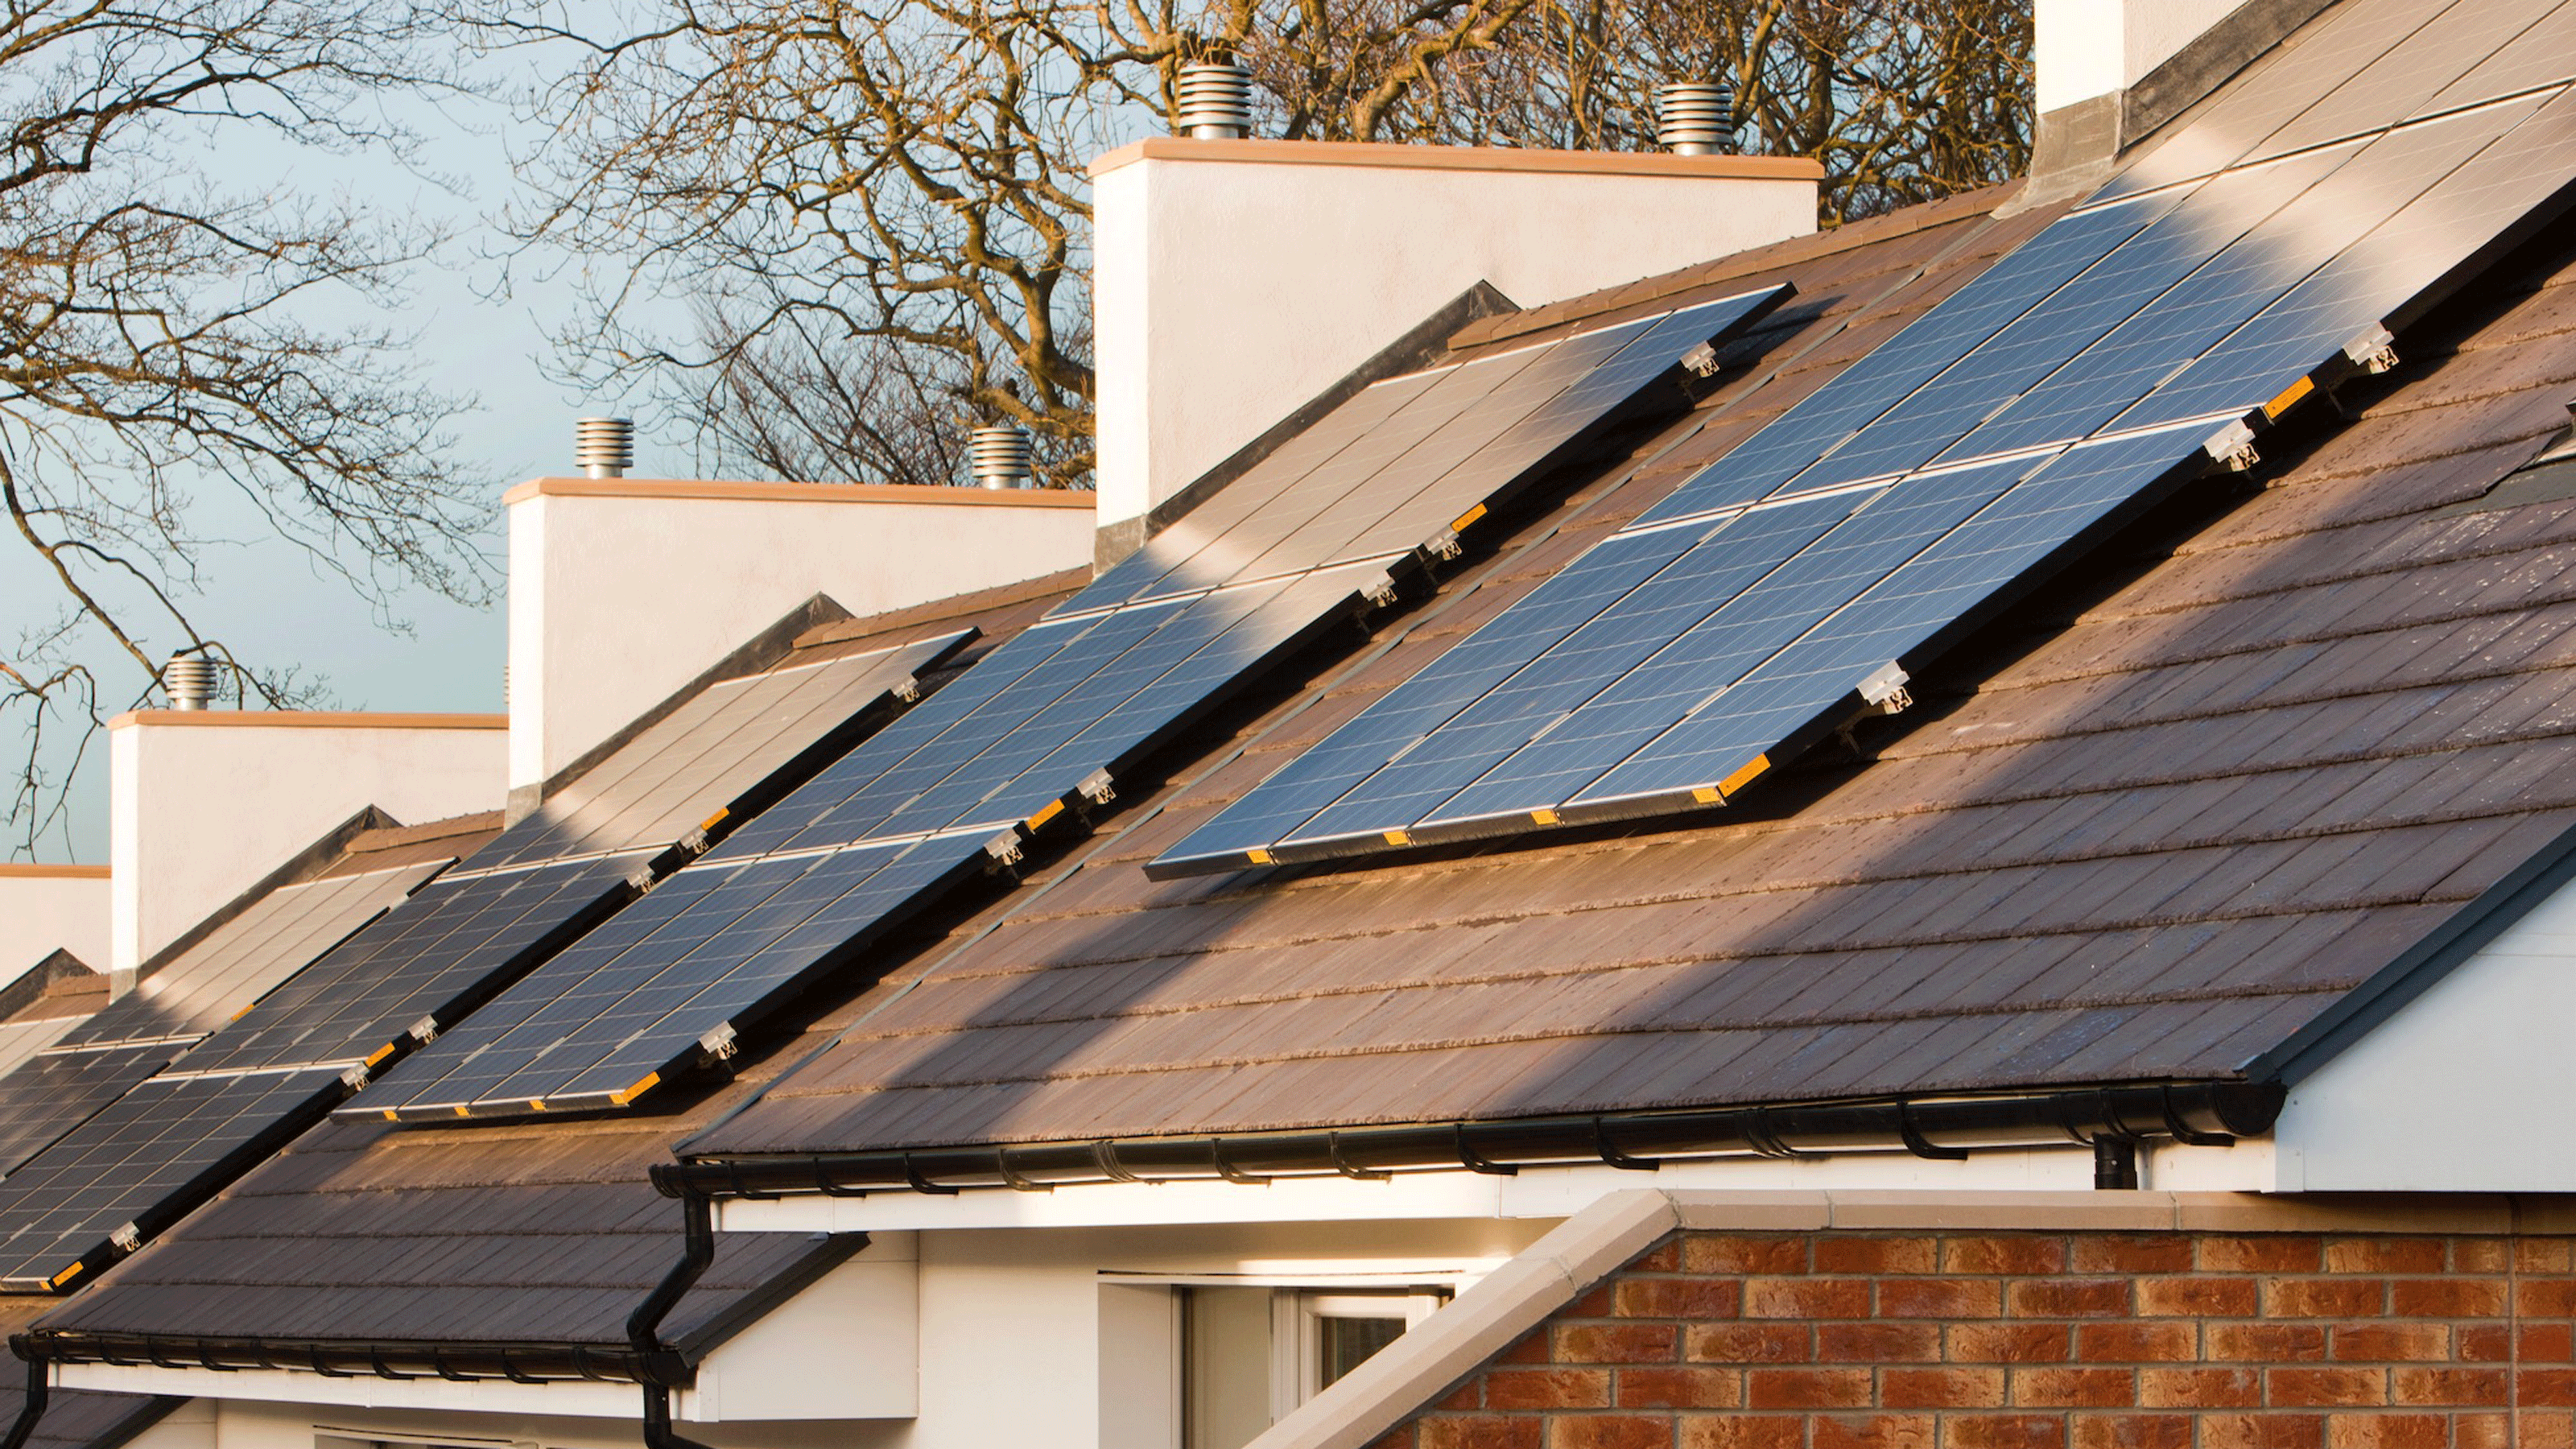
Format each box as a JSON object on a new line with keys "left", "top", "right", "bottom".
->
{"left": 1180, "top": 1286, "right": 1445, "bottom": 1449}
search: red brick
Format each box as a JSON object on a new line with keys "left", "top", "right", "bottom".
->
{"left": 1943, "top": 1236, "right": 2070, "bottom": 1275}
{"left": 1679, "top": 1421, "right": 1802, "bottom": 1449}
{"left": 2268, "top": 1368, "right": 2386, "bottom": 1407}
{"left": 2140, "top": 1367, "right": 2261, "bottom": 1408}
{"left": 1629, "top": 1241, "right": 1682, "bottom": 1274}
{"left": 1684, "top": 1235, "right": 1810, "bottom": 1275}
{"left": 2071, "top": 1237, "right": 2194, "bottom": 1274}
{"left": 1615, "top": 1279, "right": 1744, "bottom": 1319}
{"left": 2194, "top": 1414, "right": 2325, "bottom": 1448}
{"left": 2208, "top": 1324, "right": 2326, "bottom": 1361}
{"left": 1744, "top": 1278, "right": 1872, "bottom": 1319}
{"left": 1815, "top": 1236, "right": 1938, "bottom": 1275}
{"left": 1421, "top": 1416, "right": 1545, "bottom": 1449}
{"left": 2318, "top": 1239, "right": 2445, "bottom": 1274}
{"left": 2388, "top": 1366, "right": 2505, "bottom": 1405}
{"left": 1438, "top": 1382, "right": 1484, "bottom": 1412}
{"left": 2526, "top": 1409, "right": 2576, "bottom": 1449}
{"left": 1615, "top": 1368, "right": 1741, "bottom": 1410}
{"left": 1558, "top": 1324, "right": 1680, "bottom": 1364}
{"left": 1686, "top": 1323, "right": 1811, "bottom": 1364}
{"left": 1501, "top": 1330, "right": 1553, "bottom": 1365}
{"left": 1938, "top": 1414, "right": 2066, "bottom": 1449}
{"left": 2070, "top": 1416, "right": 2192, "bottom": 1449}
{"left": 1952, "top": 1324, "right": 2072, "bottom": 1364}
{"left": 2005, "top": 1278, "right": 2129, "bottom": 1319}
{"left": 1567, "top": 1285, "right": 1619, "bottom": 1318}
{"left": 2326, "top": 1324, "right": 2447, "bottom": 1362}
{"left": 2322, "top": 1413, "right": 2446, "bottom": 1449}
{"left": 1487, "top": 1369, "right": 1612, "bottom": 1410}
{"left": 2518, "top": 1240, "right": 2576, "bottom": 1274}
{"left": 2198, "top": 1236, "right": 2323, "bottom": 1273}
{"left": 1883, "top": 1278, "right": 2005, "bottom": 1319}
{"left": 1547, "top": 1417, "right": 1673, "bottom": 1449}
{"left": 2522, "top": 1323, "right": 2576, "bottom": 1363}
{"left": 1811, "top": 1415, "right": 1935, "bottom": 1449}
{"left": 2521, "top": 1279, "right": 2576, "bottom": 1317}
{"left": 2522, "top": 1368, "right": 2576, "bottom": 1406}
{"left": 2011, "top": 1368, "right": 2136, "bottom": 1408}
{"left": 2450, "top": 1238, "right": 2512, "bottom": 1274}
{"left": 2073, "top": 1323, "right": 2194, "bottom": 1363}
{"left": 2391, "top": 1278, "right": 2508, "bottom": 1316}
{"left": 1816, "top": 1323, "right": 1939, "bottom": 1362}
{"left": 2454, "top": 1411, "right": 2512, "bottom": 1449}
{"left": 2264, "top": 1279, "right": 2385, "bottom": 1318}
{"left": 1883, "top": 1367, "right": 2007, "bottom": 1408}
{"left": 1747, "top": 1367, "right": 1872, "bottom": 1410}
{"left": 2136, "top": 1276, "right": 2259, "bottom": 1317}
{"left": 1372, "top": 1426, "right": 1419, "bottom": 1449}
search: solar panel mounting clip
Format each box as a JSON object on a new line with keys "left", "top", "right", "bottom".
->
{"left": 894, "top": 678, "right": 923, "bottom": 704}
{"left": 1359, "top": 571, "right": 1402, "bottom": 609}
{"left": 1856, "top": 663, "right": 1913, "bottom": 716}
{"left": 1680, "top": 341, "right": 1722, "bottom": 378}
{"left": 407, "top": 1014, "right": 441, "bottom": 1045}
{"left": 697, "top": 1022, "right": 740, "bottom": 1063}
{"left": 983, "top": 831, "right": 1026, "bottom": 872}
{"left": 109, "top": 1223, "right": 141, "bottom": 1253}
{"left": 2203, "top": 421, "right": 2260, "bottom": 474}
{"left": 341, "top": 1063, "right": 371, "bottom": 1091}
{"left": 1422, "top": 528, "right": 1464, "bottom": 562}
{"left": 2343, "top": 324, "right": 2398, "bottom": 376}
{"left": 1076, "top": 769, "right": 1117, "bottom": 807}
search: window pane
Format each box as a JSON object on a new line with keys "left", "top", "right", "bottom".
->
{"left": 1318, "top": 1314, "right": 1406, "bottom": 1388}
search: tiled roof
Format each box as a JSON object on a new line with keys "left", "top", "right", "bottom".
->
{"left": 0, "top": 1302, "right": 171, "bottom": 1449}
{"left": 682, "top": 192, "right": 2576, "bottom": 1158}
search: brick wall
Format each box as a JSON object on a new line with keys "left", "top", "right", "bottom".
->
{"left": 1376, "top": 1228, "right": 2576, "bottom": 1449}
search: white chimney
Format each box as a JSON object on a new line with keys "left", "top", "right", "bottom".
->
{"left": 107, "top": 711, "right": 506, "bottom": 972}
{"left": 1089, "top": 135, "right": 1823, "bottom": 538}
{"left": 0, "top": 865, "right": 109, "bottom": 985}
{"left": 2036, "top": 0, "right": 2249, "bottom": 115}
{"left": 503, "top": 476, "right": 1095, "bottom": 794}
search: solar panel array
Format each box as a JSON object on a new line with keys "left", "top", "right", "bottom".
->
{"left": 0, "top": 861, "right": 441, "bottom": 1180}
{"left": 0, "top": 637, "right": 960, "bottom": 1290}
{"left": 347, "top": 287, "right": 1790, "bottom": 1123}
{"left": 1152, "top": 2, "right": 2576, "bottom": 877}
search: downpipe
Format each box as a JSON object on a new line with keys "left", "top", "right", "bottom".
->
{"left": 0, "top": 1345, "right": 46, "bottom": 1449}
{"left": 629, "top": 1170, "right": 717, "bottom": 1449}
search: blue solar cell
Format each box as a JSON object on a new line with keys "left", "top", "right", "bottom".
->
{"left": 1634, "top": 192, "right": 2194, "bottom": 527}
{"left": 1941, "top": 98, "right": 2540, "bottom": 460}
{"left": 1285, "top": 494, "right": 1873, "bottom": 849}
{"left": 2248, "top": 0, "right": 2566, "bottom": 162}
{"left": 1572, "top": 424, "right": 2222, "bottom": 811}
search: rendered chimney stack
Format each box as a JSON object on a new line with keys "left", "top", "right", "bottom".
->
{"left": 1175, "top": 62, "right": 1253, "bottom": 139}
{"left": 575, "top": 416, "right": 634, "bottom": 479}
{"left": 968, "top": 425, "right": 1038, "bottom": 489}
{"left": 161, "top": 654, "right": 217, "bottom": 712}
{"left": 1655, "top": 82, "right": 1737, "bottom": 156}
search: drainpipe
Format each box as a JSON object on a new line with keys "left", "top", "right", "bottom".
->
{"left": 0, "top": 1347, "right": 46, "bottom": 1449}
{"left": 628, "top": 1169, "right": 717, "bottom": 1449}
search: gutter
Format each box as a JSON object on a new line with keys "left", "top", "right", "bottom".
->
{"left": 662, "top": 1080, "right": 2283, "bottom": 1200}
{"left": 14, "top": 1329, "right": 661, "bottom": 1384}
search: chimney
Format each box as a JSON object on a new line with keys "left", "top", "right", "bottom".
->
{"left": 0, "top": 865, "right": 109, "bottom": 988}
{"left": 1655, "top": 83, "right": 1737, "bottom": 156}
{"left": 2029, "top": 0, "right": 2309, "bottom": 186}
{"left": 1175, "top": 61, "right": 1253, "bottom": 140}
{"left": 160, "top": 654, "right": 217, "bottom": 711}
{"left": 576, "top": 416, "right": 634, "bottom": 478}
{"left": 1089, "top": 98, "right": 1823, "bottom": 556}
{"left": 108, "top": 711, "right": 506, "bottom": 972}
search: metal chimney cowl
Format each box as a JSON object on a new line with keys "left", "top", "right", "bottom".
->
{"left": 968, "top": 425, "right": 1037, "bottom": 489}
{"left": 162, "top": 654, "right": 217, "bottom": 712}
{"left": 1175, "top": 62, "right": 1253, "bottom": 140}
{"left": 575, "top": 417, "right": 634, "bottom": 479}
{"left": 1654, "top": 81, "right": 1739, "bottom": 156}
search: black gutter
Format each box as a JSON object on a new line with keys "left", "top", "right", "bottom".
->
{"left": 663, "top": 1080, "right": 2283, "bottom": 1199}
{"left": 18, "top": 1329, "right": 655, "bottom": 1385}
{"left": 0, "top": 1350, "right": 44, "bottom": 1449}
{"left": 627, "top": 1176, "right": 716, "bottom": 1449}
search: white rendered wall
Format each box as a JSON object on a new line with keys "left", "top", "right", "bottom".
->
{"left": 2273, "top": 876, "right": 2576, "bottom": 1191}
{"left": 107, "top": 712, "right": 506, "bottom": 972}
{"left": 506, "top": 479, "right": 1096, "bottom": 790}
{"left": 1090, "top": 141, "right": 1823, "bottom": 529}
{"left": 0, "top": 865, "right": 109, "bottom": 976}
{"left": 2036, "top": 0, "right": 2248, "bottom": 114}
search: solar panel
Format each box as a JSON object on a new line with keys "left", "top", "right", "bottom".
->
{"left": 348, "top": 287, "right": 1793, "bottom": 1122}
{"left": 0, "top": 861, "right": 441, "bottom": 1179}
{"left": 1150, "top": 53, "right": 2576, "bottom": 877}
{"left": 0, "top": 634, "right": 964, "bottom": 1290}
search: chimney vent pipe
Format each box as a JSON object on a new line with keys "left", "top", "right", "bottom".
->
{"left": 576, "top": 417, "right": 634, "bottom": 479}
{"left": 162, "top": 654, "right": 217, "bottom": 712}
{"left": 1655, "top": 82, "right": 1737, "bottom": 156}
{"left": 968, "top": 426, "right": 1037, "bottom": 489}
{"left": 1176, "top": 63, "right": 1254, "bottom": 140}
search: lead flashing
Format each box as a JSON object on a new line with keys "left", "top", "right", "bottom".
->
{"left": 1088, "top": 137, "right": 1825, "bottom": 182}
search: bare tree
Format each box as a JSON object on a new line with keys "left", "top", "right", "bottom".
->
{"left": 482, "top": 0, "right": 2026, "bottom": 489}
{"left": 0, "top": 0, "right": 488, "bottom": 853}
